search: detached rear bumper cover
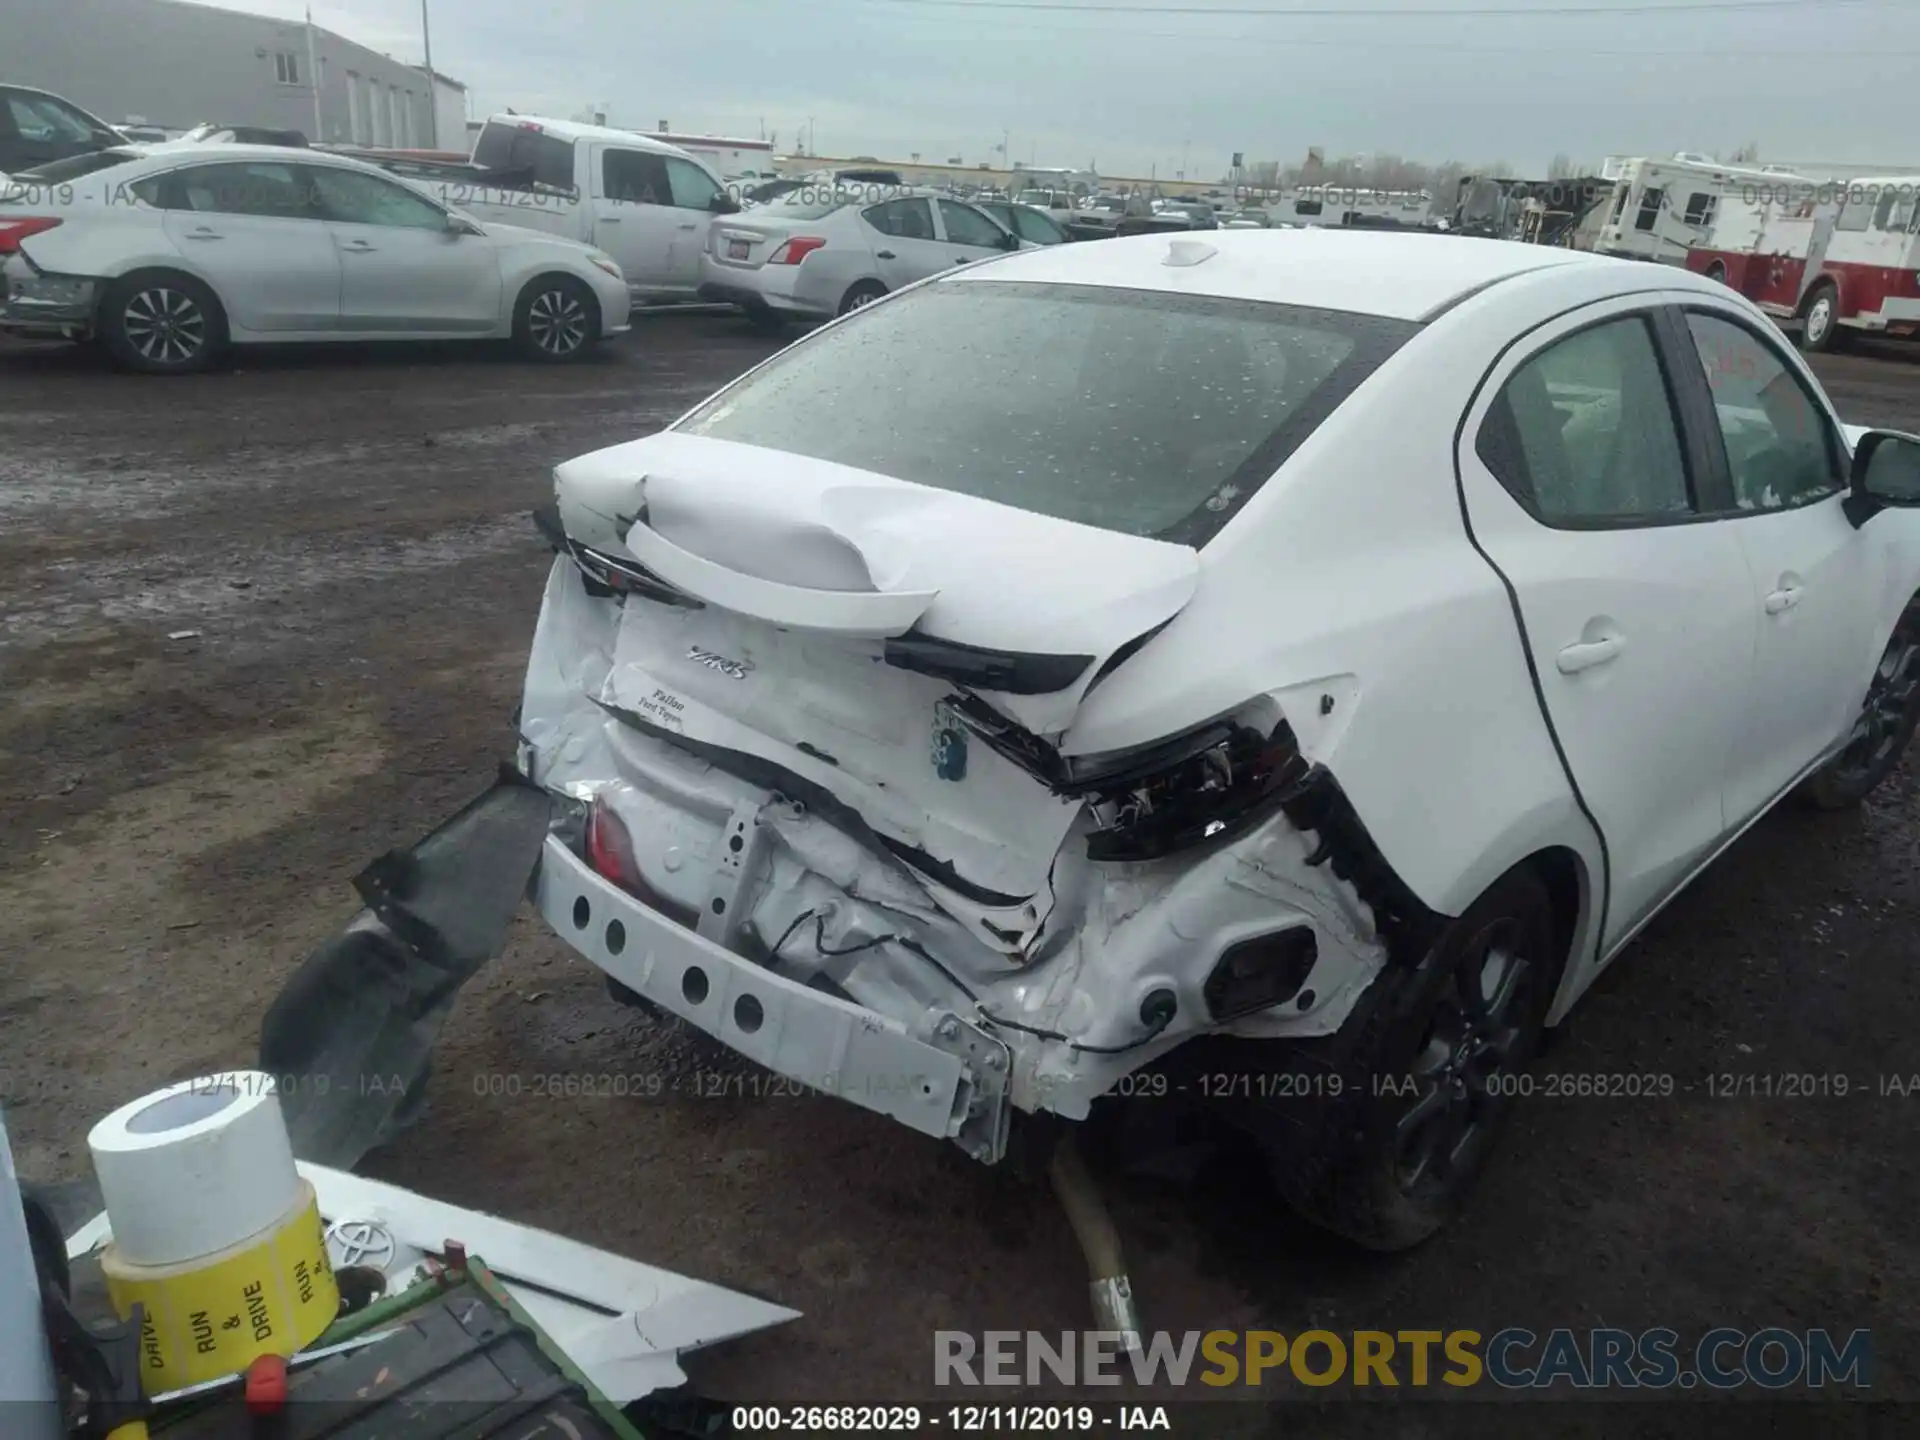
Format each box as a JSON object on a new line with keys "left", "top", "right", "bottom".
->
{"left": 521, "top": 558, "right": 1399, "bottom": 1161}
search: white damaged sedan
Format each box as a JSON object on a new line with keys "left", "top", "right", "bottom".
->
{"left": 518, "top": 229, "right": 1920, "bottom": 1248}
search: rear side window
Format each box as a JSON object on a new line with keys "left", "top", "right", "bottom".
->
{"left": 157, "top": 162, "right": 321, "bottom": 220}
{"left": 864, "top": 198, "right": 935, "bottom": 239}
{"left": 471, "top": 123, "right": 575, "bottom": 190}
{"left": 678, "top": 280, "right": 1415, "bottom": 545}
{"left": 1477, "top": 315, "right": 1693, "bottom": 524}
{"left": 1634, "top": 187, "right": 1664, "bottom": 231}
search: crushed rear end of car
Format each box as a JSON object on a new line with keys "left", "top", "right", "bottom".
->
{"left": 516, "top": 272, "right": 1426, "bottom": 1161}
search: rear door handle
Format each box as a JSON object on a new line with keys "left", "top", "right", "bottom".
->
{"left": 339, "top": 240, "right": 376, "bottom": 253}
{"left": 676, "top": 222, "right": 698, "bottom": 231}
{"left": 1556, "top": 636, "right": 1624, "bottom": 674}
{"left": 876, "top": 249, "right": 896, "bottom": 259}
{"left": 1765, "top": 584, "right": 1803, "bottom": 614}
{"left": 183, "top": 228, "right": 223, "bottom": 241}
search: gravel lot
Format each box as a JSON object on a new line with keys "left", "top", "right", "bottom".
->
{"left": 2, "top": 320, "right": 1917, "bottom": 1428}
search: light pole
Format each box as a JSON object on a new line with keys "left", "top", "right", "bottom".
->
{"left": 420, "top": 0, "right": 437, "bottom": 149}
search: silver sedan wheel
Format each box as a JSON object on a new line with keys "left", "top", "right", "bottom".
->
{"left": 122, "top": 287, "right": 208, "bottom": 367}
{"left": 846, "top": 288, "right": 880, "bottom": 311}
{"left": 527, "top": 288, "right": 589, "bottom": 356}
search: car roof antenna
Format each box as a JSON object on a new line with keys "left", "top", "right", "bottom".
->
{"left": 1163, "top": 238, "right": 1217, "bottom": 267}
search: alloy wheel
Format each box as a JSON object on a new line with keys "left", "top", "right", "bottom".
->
{"left": 1828, "top": 623, "right": 1920, "bottom": 789}
{"left": 528, "top": 289, "right": 589, "bottom": 356}
{"left": 1391, "top": 917, "right": 1538, "bottom": 1196}
{"left": 122, "top": 287, "right": 207, "bottom": 367}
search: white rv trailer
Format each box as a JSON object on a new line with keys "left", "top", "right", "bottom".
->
{"left": 1274, "top": 185, "right": 1432, "bottom": 228}
{"left": 1588, "top": 153, "right": 1809, "bottom": 264}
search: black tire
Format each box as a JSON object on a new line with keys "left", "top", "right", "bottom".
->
{"left": 1704, "top": 260, "right": 1728, "bottom": 285}
{"left": 1798, "top": 281, "right": 1845, "bottom": 354}
{"left": 513, "top": 275, "right": 600, "bottom": 362}
{"left": 99, "top": 271, "right": 225, "bottom": 375}
{"left": 1799, "top": 600, "right": 1920, "bottom": 809}
{"left": 837, "top": 280, "right": 887, "bottom": 317}
{"left": 1262, "top": 867, "right": 1564, "bottom": 1251}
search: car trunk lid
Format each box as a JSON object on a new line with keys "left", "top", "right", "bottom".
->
{"left": 551, "top": 431, "right": 1201, "bottom": 927}
{"left": 708, "top": 217, "right": 797, "bottom": 271}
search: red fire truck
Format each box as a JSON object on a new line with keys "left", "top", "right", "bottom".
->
{"left": 1685, "top": 174, "right": 1920, "bottom": 352}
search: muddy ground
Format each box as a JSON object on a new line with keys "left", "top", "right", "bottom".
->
{"left": 3, "top": 323, "right": 1918, "bottom": 1434}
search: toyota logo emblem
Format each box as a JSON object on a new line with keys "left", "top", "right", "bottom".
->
{"left": 325, "top": 1219, "right": 398, "bottom": 1271}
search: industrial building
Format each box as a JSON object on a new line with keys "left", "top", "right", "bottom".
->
{"left": 0, "top": 0, "right": 466, "bottom": 148}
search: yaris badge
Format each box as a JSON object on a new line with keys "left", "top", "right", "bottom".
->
{"left": 687, "top": 646, "right": 753, "bottom": 679}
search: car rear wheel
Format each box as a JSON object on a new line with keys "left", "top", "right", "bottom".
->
{"left": 1263, "top": 867, "right": 1563, "bottom": 1251}
{"left": 1800, "top": 601, "right": 1920, "bottom": 809}
{"left": 1798, "top": 282, "right": 1845, "bottom": 353}
{"left": 100, "top": 272, "right": 225, "bottom": 375}
{"left": 514, "top": 276, "right": 599, "bottom": 362}
{"left": 837, "top": 280, "right": 887, "bottom": 317}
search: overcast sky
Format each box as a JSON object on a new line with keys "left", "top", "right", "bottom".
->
{"left": 223, "top": 0, "right": 1920, "bottom": 177}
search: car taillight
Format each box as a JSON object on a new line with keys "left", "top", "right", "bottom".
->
{"left": 1072, "top": 720, "right": 1309, "bottom": 862}
{"left": 584, "top": 797, "right": 699, "bottom": 927}
{"left": 0, "top": 217, "right": 62, "bottom": 255}
{"left": 769, "top": 236, "right": 826, "bottom": 264}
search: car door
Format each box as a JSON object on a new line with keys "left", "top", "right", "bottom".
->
{"left": 150, "top": 161, "right": 342, "bottom": 334}
{"left": 1667, "top": 304, "right": 1872, "bottom": 823}
{"left": 1459, "top": 300, "right": 1758, "bottom": 951}
{"left": 860, "top": 199, "right": 948, "bottom": 288}
{"left": 592, "top": 146, "right": 683, "bottom": 297}
{"left": 660, "top": 155, "right": 727, "bottom": 292}
{"left": 935, "top": 198, "right": 1018, "bottom": 264}
{"left": 305, "top": 164, "right": 502, "bottom": 333}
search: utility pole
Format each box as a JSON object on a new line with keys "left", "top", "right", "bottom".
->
{"left": 420, "top": 0, "right": 438, "bottom": 149}
{"left": 304, "top": 7, "right": 323, "bottom": 141}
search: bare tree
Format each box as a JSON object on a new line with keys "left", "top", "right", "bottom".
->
{"left": 1727, "top": 140, "right": 1761, "bottom": 164}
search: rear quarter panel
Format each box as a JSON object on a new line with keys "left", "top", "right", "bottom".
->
{"left": 1064, "top": 266, "right": 1667, "bottom": 1010}
{"left": 14, "top": 198, "right": 187, "bottom": 284}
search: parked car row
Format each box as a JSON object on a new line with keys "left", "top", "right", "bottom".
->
{"left": 0, "top": 110, "right": 1112, "bottom": 369}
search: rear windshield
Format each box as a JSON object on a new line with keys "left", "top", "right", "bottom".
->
{"left": 10, "top": 149, "right": 141, "bottom": 184}
{"left": 470, "top": 122, "right": 575, "bottom": 190}
{"left": 763, "top": 182, "right": 906, "bottom": 219}
{"left": 678, "top": 280, "right": 1416, "bottom": 545}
